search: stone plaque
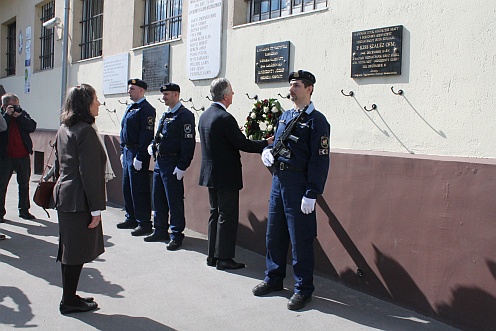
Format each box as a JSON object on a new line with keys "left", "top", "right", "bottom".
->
{"left": 142, "top": 44, "right": 170, "bottom": 90}
{"left": 255, "top": 41, "right": 290, "bottom": 84}
{"left": 351, "top": 25, "right": 403, "bottom": 78}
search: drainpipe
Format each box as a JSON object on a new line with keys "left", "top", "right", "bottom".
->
{"left": 60, "top": 0, "right": 70, "bottom": 107}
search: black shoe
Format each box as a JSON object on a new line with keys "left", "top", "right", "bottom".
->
{"left": 216, "top": 258, "right": 245, "bottom": 270}
{"left": 0, "top": 233, "right": 5, "bottom": 240}
{"left": 60, "top": 295, "right": 94, "bottom": 306}
{"left": 166, "top": 239, "right": 182, "bottom": 251}
{"left": 60, "top": 300, "right": 98, "bottom": 314}
{"left": 252, "top": 281, "right": 284, "bottom": 296}
{"left": 117, "top": 219, "right": 138, "bottom": 229}
{"left": 206, "top": 257, "right": 218, "bottom": 267}
{"left": 131, "top": 226, "right": 153, "bottom": 236}
{"left": 287, "top": 293, "right": 312, "bottom": 311}
{"left": 144, "top": 232, "right": 169, "bottom": 242}
{"left": 0, "top": 216, "right": 4, "bottom": 223}
{"left": 19, "top": 211, "right": 35, "bottom": 220}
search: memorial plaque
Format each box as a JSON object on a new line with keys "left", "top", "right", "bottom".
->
{"left": 255, "top": 41, "right": 290, "bottom": 84}
{"left": 142, "top": 44, "right": 170, "bottom": 90}
{"left": 351, "top": 25, "right": 403, "bottom": 78}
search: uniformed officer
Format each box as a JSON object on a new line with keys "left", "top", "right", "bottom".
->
{"left": 144, "top": 83, "right": 196, "bottom": 251}
{"left": 252, "top": 70, "right": 330, "bottom": 311}
{"left": 117, "top": 78, "right": 156, "bottom": 236}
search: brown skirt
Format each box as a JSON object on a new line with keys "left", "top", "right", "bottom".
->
{"left": 57, "top": 211, "right": 104, "bottom": 265}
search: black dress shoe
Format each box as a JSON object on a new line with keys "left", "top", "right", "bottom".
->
{"left": 131, "top": 226, "right": 153, "bottom": 236}
{"left": 19, "top": 211, "right": 35, "bottom": 220}
{"left": 252, "top": 281, "right": 284, "bottom": 296}
{"left": 60, "top": 300, "right": 98, "bottom": 314}
{"left": 144, "top": 232, "right": 169, "bottom": 242}
{"left": 0, "top": 216, "right": 5, "bottom": 223}
{"left": 0, "top": 233, "right": 5, "bottom": 240}
{"left": 216, "top": 258, "right": 245, "bottom": 270}
{"left": 166, "top": 239, "right": 182, "bottom": 251}
{"left": 206, "top": 257, "right": 217, "bottom": 267}
{"left": 117, "top": 219, "right": 138, "bottom": 229}
{"left": 287, "top": 293, "right": 312, "bottom": 311}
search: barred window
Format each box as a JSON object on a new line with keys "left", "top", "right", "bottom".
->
{"left": 248, "top": 0, "right": 327, "bottom": 23}
{"left": 40, "top": 1, "right": 55, "bottom": 70}
{"left": 80, "top": 0, "right": 103, "bottom": 60}
{"left": 142, "top": 0, "right": 182, "bottom": 45}
{"left": 6, "top": 21, "right": 16, "bottom": 76}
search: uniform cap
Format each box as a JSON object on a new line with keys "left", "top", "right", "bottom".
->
{"left": 288, "top": 70, "right": 316, "bottom": 85}
{"left": 128, "top": 78, "right": 148, "bottom": 90}
{"left": 160, "top": 83, "right": 181, "bottom": 93}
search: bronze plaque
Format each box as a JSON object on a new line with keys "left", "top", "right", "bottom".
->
{"left": 255, "top": 41, "right": 290, "bottom": 84}
{"left": 351, "top": 25, "right": 403, "bottom": 78}
{"left": 142, "top": 44, "right": 170, "bottom": 90}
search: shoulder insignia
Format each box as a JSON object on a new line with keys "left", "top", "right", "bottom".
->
{"left": 184, "top": 124, "right": 192, "bottom": 133}
{"left": 320, "top": 136, "right": 329, "bottom": 149}
{"left": 147, "top": 116, "right": 154, "bottom": 126}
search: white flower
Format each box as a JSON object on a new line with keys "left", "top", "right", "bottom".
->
{"left": 267, "top": 124, "right": 273, "bottom": 131}
{"left": 263, "top": 106, "right": 269, "bottom": 113}
{"left": 250, "top": 112, "right": 257, "bottom": 119}
{"left": 271, "top": 106, "right": 279, "bottom": 113}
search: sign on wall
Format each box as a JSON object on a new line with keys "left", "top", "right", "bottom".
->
{"left": 103, "top": 53, "right": 129, "bottom": 95}
{"left": 187, "top": 0, "right": 222, "bottom": 80}
{"left": 142, "top": 44, "right": 170, "bottom": 91}
{"left": 255, "top": 41, "right": 290, "bottom": 84}
{"left": 351, "top": 25, "right": 403, "bottom": 78}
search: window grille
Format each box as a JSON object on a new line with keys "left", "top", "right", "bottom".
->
{"left": 40, "top": 1, "right": 55, "bottom": 70}
{"left": 80, "top": 0, "right": 103, "bottom": 60}
{"left": 248, "top": 0, "right": 326, "bottom": 23}
{"left": 143, "top": 0, "right": 182, "bottom": 45}
{"left": 6, "top": 21, "right": 16, "bottom": 76}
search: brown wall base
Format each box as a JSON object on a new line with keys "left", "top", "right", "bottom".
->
{"left": 32, "top": 131, "right": 496, "bottom": 331}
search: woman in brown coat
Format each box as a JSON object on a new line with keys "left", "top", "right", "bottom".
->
{"left": 54, "top": 84, "right": 106, "bottom": 314}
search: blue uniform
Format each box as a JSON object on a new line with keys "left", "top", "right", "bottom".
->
{"left": 120, "top": 98, "right": 156, "bottom": 228}
{"left": 151, "top": 103, "right": 195, "bottom": 242}
{"left": 264, "top": 101, "right": 330, "bottom": 296}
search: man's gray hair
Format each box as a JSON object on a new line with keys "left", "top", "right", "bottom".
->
{"left": 210, "top": 78, "right": 231, "bottom": 102}
{"left": 1, "top": 93, "right": 19, "bottom": 107}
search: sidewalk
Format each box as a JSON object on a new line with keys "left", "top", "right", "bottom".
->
{"left": 0, "top": 176, "right": 461, "bottom": 330}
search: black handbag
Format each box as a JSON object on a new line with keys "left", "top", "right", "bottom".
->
{"left": 33, "top": 142, "right": 56, "bottom": 217}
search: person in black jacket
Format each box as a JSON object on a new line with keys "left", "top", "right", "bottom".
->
{"left": 0, "top": 93, "right": 37, "bottom": 222}
{"left": 198, "top": 78, "right": 273, "bottom": 270}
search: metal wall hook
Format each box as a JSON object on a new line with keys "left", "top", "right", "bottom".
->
{"left": 391, "top": 86, "right": 404, "bottom": 95}
{"left": 191, "top": 105, "right": 205, "bottom": 112}
{"left": 157, "top": 98, "right": 165, "bottom": 103}
{"left": 180, "top": 97, "right": 193, "bottom": 103}
{"left": 118, "top": 100, "right": 128, "bottom": 105}
{"left": 206, "top": 96, "right": 212, "bottom": 101}
{"left": 101, "top": 102, "right": 116, "bottom": 113}
{"left": 341, "top": 89, "right": 354, "bottom": 97}
{"left": 278, "top": 93, "right": 290, "bottom": 99}
{"left": 364, "top": 104, "right": 377, "bottom": 112}
{"left": 245, "top": 93, "right": 258, "bottom": 100}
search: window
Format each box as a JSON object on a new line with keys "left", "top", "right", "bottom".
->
{"left": 248, "top": 0, "right": 326, "bottom": 23}
{"left": 142, "top": 0, "right": 182, "bottom": 45}
{"left": 40, "top": 1, "right": 55, "bottom": 70}
{"left": 80, "top": 0, "right": 103, "bottom": 60}
{"left": 6, "top": 21, "right": 16, "bottom": 76}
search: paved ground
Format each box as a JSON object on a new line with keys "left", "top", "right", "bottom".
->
{"left": 0, "top": 176, "right": 461, "bottom": 331}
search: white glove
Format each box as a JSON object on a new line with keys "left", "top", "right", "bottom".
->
{"left": 173, "top": 167, "right": 185, "bottom": 180}
{"left": 301, "top": 196, "right": 316, "bottom": 214}
{"left": 120, "top": 154, "right": 124, "bottom": 168}
{"left": 133, "top": 157, "right": 142, "bottom": 171}
{"left": 261, "top": 149, "right": 274, "bottom": 167}
{"left": 147, "top": 144, "right": 154, "bottom": 156}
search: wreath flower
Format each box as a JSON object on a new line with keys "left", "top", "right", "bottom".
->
{"left": 244, "top": 98, "right": 284, "bottom": 140}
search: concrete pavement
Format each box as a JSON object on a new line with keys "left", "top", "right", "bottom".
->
{"left": 0, "top": 176, "right": 461, "bottom": 330}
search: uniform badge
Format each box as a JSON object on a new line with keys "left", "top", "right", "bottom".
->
{"left": 184, "top": 124, "right": 192, "bottom": 133}
{"left": 293, "top": 71, "right": 299, "bottom": 78}
{"left": 320, "top": 136, "right": 329, "bottom": 149}
{"left": 319, "top": 149, "right": 329, "bottom": 155}
{"left": 147, "top": 117, "right": 154, "bottom": 126}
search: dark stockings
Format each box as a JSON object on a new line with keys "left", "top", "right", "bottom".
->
{"left": 61, "top": 263, "right": 83, "bottom": 304}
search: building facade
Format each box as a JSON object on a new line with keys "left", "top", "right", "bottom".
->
{"left": 1, "top": 1, "right": 495, "bottom": 329}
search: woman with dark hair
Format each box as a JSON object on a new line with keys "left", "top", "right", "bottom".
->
{"left": 54, "top": 84, "right": 107, "bottom": 314}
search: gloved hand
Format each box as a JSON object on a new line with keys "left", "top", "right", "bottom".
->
{"left": 120, "top": 154, "right": 124, "bottom": 168}
{"left": 173, "top": 167, "right": 185, "bottom": 180}
{"left": 261, "top": 149, "right": 274, "bottom": 167}
{"left": 133, "top": 157, "right": 142, "bottom": 171}
{"left": 147, "top": 144, "right": 154, "bottom": 156}
{"left": 301, "top": 196, "right": 316, "bottom": 214}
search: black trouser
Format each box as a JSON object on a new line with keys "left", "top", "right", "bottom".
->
{"left": 61, "top": 264, "right": 83, "bottom": 304}
{"left": 0, "top": 156, "right": 31, "bottom": 217}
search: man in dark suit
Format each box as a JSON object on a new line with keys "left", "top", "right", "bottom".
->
{"left": 198, "top": 78, "right": 273, "bottom": 270}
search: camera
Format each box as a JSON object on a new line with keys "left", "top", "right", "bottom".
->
{"left": 13, "top": 105, "right": 22, "bottom": 113}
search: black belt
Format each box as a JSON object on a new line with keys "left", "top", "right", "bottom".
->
{"left": 124, "top": 144, "right": 139, "bottom": 149}
{"left": 274, "top": 161, "right": 305, "bottom": 172}
{"left": 158, "top": 152, "right": 179, "bottom": 157}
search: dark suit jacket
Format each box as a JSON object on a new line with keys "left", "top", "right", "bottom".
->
{"left": 54, "top": 121, "right": 106, "bottom": 212}
{"left": 198, "top": 103, "right": 267, "bottom": 191}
